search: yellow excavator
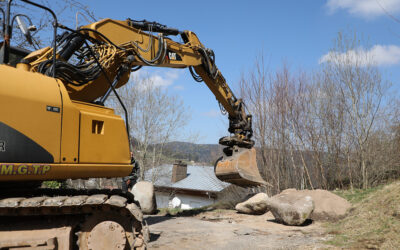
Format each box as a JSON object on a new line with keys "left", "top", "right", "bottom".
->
{"left": 0, "top": 0, "right": 267, "bottom": 249}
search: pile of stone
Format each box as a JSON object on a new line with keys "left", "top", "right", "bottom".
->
{"left": 235, "top": 188, "right": 351, "bottom": 226}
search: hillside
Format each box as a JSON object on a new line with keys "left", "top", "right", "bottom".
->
{"left": 328, "top": 181, "right": 400, "bottom": 249}
{"left": 161, "top": 141, "right": 223, "bottom": 164}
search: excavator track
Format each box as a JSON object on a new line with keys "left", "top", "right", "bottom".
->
{"left": 0, "top": 190, "right": 149, "bottom": 250}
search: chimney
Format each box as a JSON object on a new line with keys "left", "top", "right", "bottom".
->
{"left": 171, "top": 161, "right": 187, "bottom": 183}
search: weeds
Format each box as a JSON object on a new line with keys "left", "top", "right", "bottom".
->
{"left": 156, "top": 205, "right": 231, "bottom": 217}
{"left": 332, "top": 184, "right": 384, "bottom": 204}
{"left": 325, "top": 181, "right": 400, "bottom": 249}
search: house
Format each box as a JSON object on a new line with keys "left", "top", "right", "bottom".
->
{"left": 145, "top": 162, "right": 230, "bottom": 209}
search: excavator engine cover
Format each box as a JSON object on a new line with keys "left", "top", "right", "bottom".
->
{"left": 215, "top": 147, "right": 267, "bottom": 187}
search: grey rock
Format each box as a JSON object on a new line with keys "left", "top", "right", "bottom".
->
{"left": 65, "top": 178, "right": 123, "bottom": 190}
{"left": 266, "top": 193, "right": 314, "bottom": 226}
{"left": 84, "top": 178, "right": 100, "bottom": 189}
{"left": 235, "top": 193, "right": 269, "bottom": 215}
{"left": 280, "top": 189, "right": 351, "bottom": 221}
{"left": 131, "top": 181, "right": 157, "bottom": 214}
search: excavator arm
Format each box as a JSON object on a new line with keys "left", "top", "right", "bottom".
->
{"left": 21, "top": 18, "right": 267, "bottom": 187}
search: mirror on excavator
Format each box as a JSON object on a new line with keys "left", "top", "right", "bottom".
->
{"left": 215, "top": 146, "right": 268, "bottom": 187}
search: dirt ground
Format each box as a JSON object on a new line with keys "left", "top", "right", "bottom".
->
{"left": 145, "top": 209, "right": 333, "bottom": 250}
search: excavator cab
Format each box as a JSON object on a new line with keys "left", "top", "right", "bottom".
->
{"left": 0, "top": 42, "right": 30, "bottom": 66}
{"left": 215, "top": 147, "right": 268, "bottom": 187}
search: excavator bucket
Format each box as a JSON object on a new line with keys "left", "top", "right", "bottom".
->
{"left": 215, "top": 147, "right": 268, "bottom": 187}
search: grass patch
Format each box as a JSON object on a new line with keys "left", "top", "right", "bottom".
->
{"left": 42, "top": 180, "right": 65, "bottom": 189}
{"left": 157, "top": 207, "right": 183, "bottom": 216}
{"left": 156, "top": 205, "right": 212, "bottom": 216}
{"left": 332, "top": 185, "right": 384, "bottom": 204}
{"left": 156, "top": 205, "right": 232, "bottom": 217}
{"left": 326, "top": 181, "right": 400, "bottom": 249}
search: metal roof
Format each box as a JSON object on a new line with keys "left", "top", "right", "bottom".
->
{"left": 144, "top": 165, "right": 230, "bottom": 192}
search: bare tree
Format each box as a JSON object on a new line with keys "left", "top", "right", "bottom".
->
{"left": 239, "top": 56, "right": 272, "bottom": 187}
{"left": 240, "top": 35, "right": 396, "bottom": 192}
{"left": 1, "top": 0, "right": 96, "bottom": 49}
{"left": 109, "top": 73, "right": 190, "bottom": 182}
{"left": 239, "top": 57, "right": 311, "bottom": 193}
{"left": 321, "top": 31, "right": 390, "bottom": 189}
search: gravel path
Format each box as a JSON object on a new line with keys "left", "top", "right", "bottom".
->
{"left": 146, "top": 210, "right": 333, "bottom": 250}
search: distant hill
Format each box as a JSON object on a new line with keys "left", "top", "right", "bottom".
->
{"left": 160, "top": 141, "right": 223, "bottom": 164}
{"left": 130, "top": 138, "right": 224, "bottom": 165}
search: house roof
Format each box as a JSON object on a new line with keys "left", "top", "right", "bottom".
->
{"left": 144, "top": 164, "right": 230, "bottom": 193}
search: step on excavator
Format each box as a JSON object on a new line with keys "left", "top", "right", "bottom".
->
{"left": 0, "top": 0, "right": 268, "bottom": 249}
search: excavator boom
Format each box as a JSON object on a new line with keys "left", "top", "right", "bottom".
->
{"left": 0, "top": 1, "right": 268, "bottom": 248}
{"left": 17, "top": 17, "right": 268, "bottom": 187}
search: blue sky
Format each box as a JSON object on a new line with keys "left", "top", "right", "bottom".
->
{"left": 19, "top": 0, "right": 400, "bottom": 143}
{"left": 77, "top": 0, "right": 400, "bottom": 144}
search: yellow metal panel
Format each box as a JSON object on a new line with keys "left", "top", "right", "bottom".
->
{"left": 73, "top": 101, "right": 116, "bottom": 115}
{"left": 83, "top": 19, "right": 202, "bottom": 67}
{"left": 0, "top": 65, "right": 62, "bottom": 162}
{"left": 79, "top": 106, "right": 130, "bottom": 164}
{"left": 58, "top": 83, "right": 80, "bottom": 163}
{"left": 0, "top": 163, "right": 133, "bottom": 181}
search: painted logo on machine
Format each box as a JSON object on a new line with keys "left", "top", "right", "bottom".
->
{"left": 0, "top": 164, "right": 51, "bottom": 175}
{"left": 0, "top": 140, "right": 5, "bottom": 152}
{"left": 167, "top": 50, "right": 182, "bottom": 61}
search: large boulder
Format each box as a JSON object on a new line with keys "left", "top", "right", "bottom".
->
{"left": 131, "top": 181, "right": 157, "bottom": 214}
{"left": 266, "top": 193, "right": 314, "bottom": 226}
{"left": 235, "top": 193, "right": 269, "bottom": 215}
{"left": 280, "top": 189, "right": 351, "bottom": 221}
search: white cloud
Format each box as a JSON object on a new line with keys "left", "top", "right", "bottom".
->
{"left": 147, "top": 71, "right": 179, "bottom": 88}
{"left": 130, "top": 69, "right": 180, "bottom": 89}
{"left": 326, "top": 0, "right": 400, "bottom": 18}
{"left": 319, "top": 44, "right": 400, "bottom": 66}
{"left": 202, "top": 109, "right": 221, "bottom": 118}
